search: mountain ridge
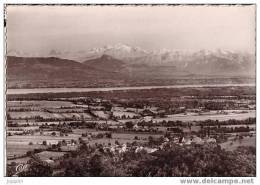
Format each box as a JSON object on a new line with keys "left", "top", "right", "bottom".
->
{"left": 6, "top": 44, "right": 255, "bottom": 88}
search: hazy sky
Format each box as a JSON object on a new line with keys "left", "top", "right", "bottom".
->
{"left": 6, "top": 5, "right": 255, "bottom": 54}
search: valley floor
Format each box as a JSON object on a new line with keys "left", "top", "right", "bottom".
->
{"left": 6, "top": 85, "right": 256, "bottom": 177}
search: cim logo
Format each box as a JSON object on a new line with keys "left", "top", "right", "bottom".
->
{"left": 13, "top": 163, "right": 28, "bottom": 176}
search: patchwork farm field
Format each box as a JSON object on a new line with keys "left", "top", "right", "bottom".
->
{"left": 36, "top": 151, "right": 66, "bottom": 160}
{"left": 6, "top": 86, "right": 256, "bottom": 177}
{"left": 7, "top": 134, "right": 81, "bottom": 145}
{"left": 6, "top": 144, "right": 47, "bottom": 157}
{"left": 7, "top": 100, "right": 75, "bottom": 108}
{"left": 7, "top": 127, "right": 164, "bottom": 161}
{"left": 153, "top": 110, "right": 255, "bottom": 122}
{"left": 220, "top": 135, "right": 256, "bottom": 151}
{"left": 7, "top": 157, "right": 32, "bottom": 164}
{"left": 9, "top": 111, "right": 92, "bottom": 119}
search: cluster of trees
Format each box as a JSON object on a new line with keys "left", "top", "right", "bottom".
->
{"left": 198, "top": 118, "right": 256, "bottom": 126}
{"left": 81, "top": 132, "right": 112, "bottom": 139}
{"left": 129, "top": 145, "right": 255, "bottom": 177}
{"left": 113, "top": 114, "right": 140, "bottom": 120}
{"left": 137, "top": 118, "right": 256, "bottom": 128}
{"left": 8, "top": 108, "right": 37, "bottom": 112}
{"left": 11, "top": 143, "right": 255, "bottom": 177}
{"left": 207, "top": 126, "right": 253, "bottom": 133}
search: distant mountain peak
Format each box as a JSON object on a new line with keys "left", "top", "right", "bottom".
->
{"left": 100, "top": 54, "right": 114, "bottom": 61}
{"left": 49, "top": 49, "right": 61, "bottom": 56}
{"left": 113, "top": 43, "right": 131, "bottom": 49}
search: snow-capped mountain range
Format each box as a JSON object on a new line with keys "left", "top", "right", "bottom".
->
{"left": 7, "top": 43, "right": 255, "bottom": 76}
{"left": 7, "top": 43, "right": 253, "bottom": 62}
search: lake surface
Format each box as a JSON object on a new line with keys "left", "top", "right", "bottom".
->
{"left": 7, "top": 83, "right": 255, "bottom": 95}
